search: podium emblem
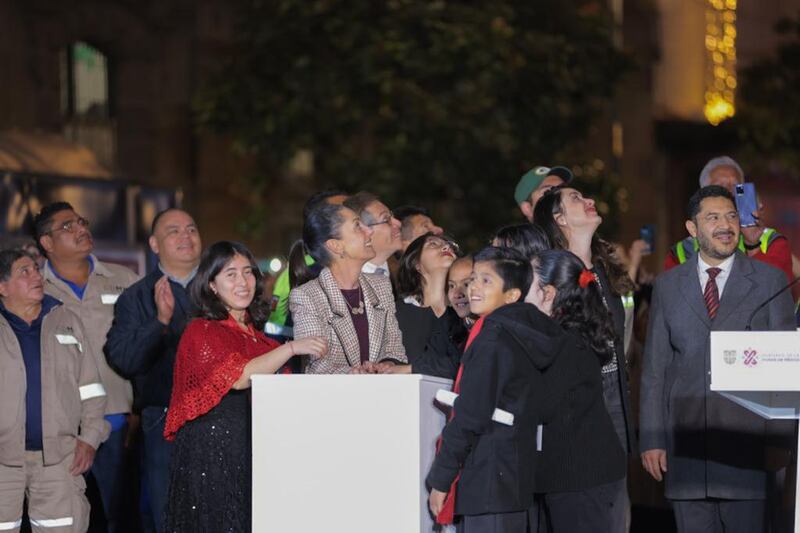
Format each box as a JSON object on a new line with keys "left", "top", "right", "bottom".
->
{"left": 743, "top": 348, "right": 758, "bottom": 367}
{"left": 723, "top": 350, "right": 736, "bottom": 365}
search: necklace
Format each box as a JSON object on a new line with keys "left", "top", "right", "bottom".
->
{"left": 342, "top": 286, "right": 365, "bottom": 315}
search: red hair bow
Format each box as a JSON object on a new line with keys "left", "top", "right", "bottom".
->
{"left": 578, "top": 269, "right": 595, "bottom": 289}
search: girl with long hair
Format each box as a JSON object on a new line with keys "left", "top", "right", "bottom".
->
{"left": 164, "top": 241, "right": 326, "bottom": 531}
{"left": 534, "top": 186, "right": 635, "bottom": 532}
{"left": 526, "top": 249, "right": 627, "bottom": 532}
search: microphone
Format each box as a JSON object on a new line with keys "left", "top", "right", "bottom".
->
{"left": 745, "top": 276, "right": 800, "bottom": 331}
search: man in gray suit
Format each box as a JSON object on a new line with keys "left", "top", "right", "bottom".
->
{"left": 640, "top": 185, "right": 796, "bottom": 533}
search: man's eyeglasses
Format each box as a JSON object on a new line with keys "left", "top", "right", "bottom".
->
{"left": 45, "top": 217, "right": 90, "bottom": 235}
{"left": 366, "top": 212, "right": 394, "bottom": 227}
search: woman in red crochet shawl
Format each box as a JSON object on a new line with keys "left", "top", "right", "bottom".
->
{"left": 163, "top": 241, "right": 327, "bottom": 532}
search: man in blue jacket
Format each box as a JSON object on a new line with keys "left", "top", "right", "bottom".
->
{"left": 105, "top": 208, "right": 201, "bottom": 532}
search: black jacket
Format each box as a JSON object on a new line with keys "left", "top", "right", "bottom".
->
{"left": 536, "top": 336, "right": 627, "bottom": 492}
{"left": 105, "top": 269, "right": 194, "bottom": 409}
{"left": 426, "top": 302, "right": 566, "bottom": 515}
{"left": 395, "top": 301, "right": 439, "bottom": 364}
{"left": 594, "top": 262, "right": 637, "bottom": 454}
{"left": 409, "top": 307, "right": 468, "bottom": 380}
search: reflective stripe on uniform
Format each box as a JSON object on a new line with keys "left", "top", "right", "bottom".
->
{"left": 79, "top": 383, "right": 106, "bottom": 401}
{"left": 29, "top": 517, "right": 73, "bottom": 528}
{"left": 54, "top": 334, "right": 82, "bottom": 353}
{"left": 675, "top": 235, "right": 746, "bottom": 264}
{"left": 760, "top": 228, "right": 776, "bottom": 254}
{"left": 621, "top": 293, "right": 634, "bottom": 309}
{"left": 675, "top": 241, "right": 687, "bottom": 264}
{"left": 0, "top": 520, "right": 22, "bottom": 530}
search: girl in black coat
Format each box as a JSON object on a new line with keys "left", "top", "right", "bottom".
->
{"left": 526, "top": 249, "right": 627, "bottom": 532}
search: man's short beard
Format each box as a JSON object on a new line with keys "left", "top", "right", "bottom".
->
{"left": 697, "top": 231, "right": 736, "bottom": 260}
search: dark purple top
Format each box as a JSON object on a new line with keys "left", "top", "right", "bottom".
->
{"left": 341, "top": 288, "right": 370, "bottom": 364}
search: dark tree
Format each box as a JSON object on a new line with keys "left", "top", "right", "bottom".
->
{"left": 737, "top": 13, "right": 800, "bottom": 176}
{"left": 196, "top": 0, "right": 629, "bottom": 247}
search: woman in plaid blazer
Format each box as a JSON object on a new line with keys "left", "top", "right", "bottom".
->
{"left": 288, "top": 201, "right": 407, "bottom": 374}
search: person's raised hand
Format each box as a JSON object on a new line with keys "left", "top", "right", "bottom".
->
{"left": 741, "top": 206, "right": 765, "bottom": 248}
{"left": 154, "top": 275, "right": 175, "bottom": 326}
{"left": 629, "top": 238, "right": 650, "bottom": 260}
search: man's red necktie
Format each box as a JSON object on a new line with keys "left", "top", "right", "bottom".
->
{"left": 704, "top": 267, "right": 722, "bottom": 319}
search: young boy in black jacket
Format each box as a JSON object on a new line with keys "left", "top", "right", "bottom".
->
{"left": 426, "top": 247, "right": 568, "bottom": 532}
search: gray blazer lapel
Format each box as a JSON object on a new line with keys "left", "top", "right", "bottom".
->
{"left": 713, "top": 253, "right": 754, "bottom": 327}
{"left": 319, "top": 269, "right": 362, "bottom": 367}
{"left": 678, "top": 256, "right": 711, "bottom": 328}
{"left": 361, "top": 275, "right": 386, "bottom": 362}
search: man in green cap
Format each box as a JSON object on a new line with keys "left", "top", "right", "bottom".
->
{"left": 514, "top": 165, "right": 573, "bottom": 222}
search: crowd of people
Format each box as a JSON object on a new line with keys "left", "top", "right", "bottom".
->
{"left": 0, "top": 155, "right": 798, "bottom": 533}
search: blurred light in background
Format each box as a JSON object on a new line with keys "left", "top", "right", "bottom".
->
{"left": 704, "top": 0, "right": 737, "bottom": 125}
{"left": 269, "top": 257, "right": 283, "bottom": 273}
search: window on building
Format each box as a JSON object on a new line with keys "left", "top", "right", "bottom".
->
{"left": 61, "top": 42, "right": 110, "bottom": 120}
{"left": 60, "top": 41, "right": 116, "bottom": 170}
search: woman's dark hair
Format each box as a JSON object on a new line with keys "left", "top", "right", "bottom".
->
{"left": 191, "top": 241, "right": 270, "bottom": 329}
{"left": 396, "top": 232, "right": 459, "bottom": 303}
{"left": 288, "top": 202, "right": 348, "bottom": 288}
{"left": 532, "top": 249, "right": 616, "bottom": 364}
{"left": 472, "top": 246, "right": 532, "bottom": 298}
{"left": 303, "top": 189, "right": 348, "bottom": 219}
{"left": 491, "top": 223, "right": 551, "bottom": 261}
{"left": 533, "top": 186, "right": 634, "bottom": 296}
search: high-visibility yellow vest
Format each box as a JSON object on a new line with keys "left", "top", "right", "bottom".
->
{"left": 265, "top": 254, "right": 316, "bottom": 336}
{"left": 672, "top": 228, "right": 778, "bottom": 264}
{"left": 621, "top": 292, "right": 634, "bottom": 309}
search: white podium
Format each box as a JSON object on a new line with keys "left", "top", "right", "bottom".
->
{"left": 251, "top": 374, "right": 452, "bottom": 533}
{"left": 710, "top": 331, "right": 800, "bottom": 531}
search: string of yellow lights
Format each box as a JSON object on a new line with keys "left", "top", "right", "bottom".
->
{"left": 704, "top": 0, "right": 737, "bottom": 125}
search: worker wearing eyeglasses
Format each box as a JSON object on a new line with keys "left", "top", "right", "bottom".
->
{"left": 34, "top": 201, "right": 139, "bottom": 533}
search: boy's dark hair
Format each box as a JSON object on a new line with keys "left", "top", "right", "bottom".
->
{"left": 33, "top": 201, "right": 75, "bottom": 242}
{"left": 687, "top": 185, "right": 735, "bottom": 220}
{"left": 472, "top": 246, "right": 532, "bottom": 298}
